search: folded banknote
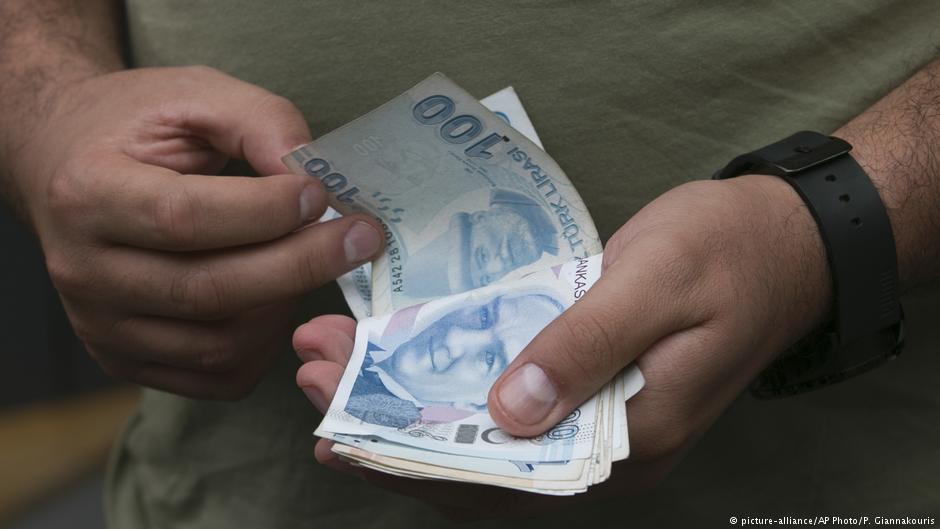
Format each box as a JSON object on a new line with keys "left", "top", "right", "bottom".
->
{"left": 316, "top": 255, "right": 644, "bottom": 494}
{"left": 285, "top": 75, "right": 641, "bottom": 494}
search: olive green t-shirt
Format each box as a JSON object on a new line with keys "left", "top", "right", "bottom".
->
{"left": 109, "top": 2, "right": 940, "bottom": 527}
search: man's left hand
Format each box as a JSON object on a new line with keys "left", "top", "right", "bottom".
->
{"left": 294, "top": 174, "right": 833, "bottom": 510}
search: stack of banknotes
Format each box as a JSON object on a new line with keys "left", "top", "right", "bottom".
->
{"left": 283, "top": 74, "right": 644, "bottom": 495}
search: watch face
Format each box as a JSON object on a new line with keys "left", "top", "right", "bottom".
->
{"left": 773, "top": 134, "right": 852, "bottom": 174}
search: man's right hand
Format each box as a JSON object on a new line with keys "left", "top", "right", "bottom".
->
{"left": 6, "top": 66, "right": 383, "bottom": 399}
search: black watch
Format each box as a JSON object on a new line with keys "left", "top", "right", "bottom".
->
{"left": 712, "top": 131, "right": 904, "bottom": 398}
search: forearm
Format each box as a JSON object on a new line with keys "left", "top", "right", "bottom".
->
{"left": 835, "top": 58, "right": 940, "bottom": 290}
{"left": 0, "top": 0, "right": 124, "bottom": 214}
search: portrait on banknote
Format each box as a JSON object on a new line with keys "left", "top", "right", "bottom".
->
{"left": 400, "top": 188, "right": 560, "bottom": 298}
{"left": 343, "top": 288, "right": 564, "bottom": 428}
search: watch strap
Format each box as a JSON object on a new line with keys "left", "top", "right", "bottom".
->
{"left": 713, "top": 131, "right": 904, "bottom": 397}
{"left": 749, "top": 314, "right": 904, "bottom": 398}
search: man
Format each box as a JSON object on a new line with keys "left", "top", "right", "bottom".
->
{"left": 346, "top": 291, "right": 564, "bottom": 427}
{"left": 1, "top": 1, "right": 938, "bottom": 527}
{"left": 402, "top": 189, "right": 560, "bottom": 298}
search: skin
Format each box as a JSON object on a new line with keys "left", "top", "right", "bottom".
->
{"left": 4, "top": 0, "right": 939, "bottom": 519}
{"left": 295, "top": 59, "right": 940, "bottom": 516}
{"left": 0, "top": 0, "right": 384, "bottom": 399}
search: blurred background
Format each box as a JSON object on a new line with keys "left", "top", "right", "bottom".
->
{"left": 0, "top": 207, "right": 139, "bottom": 529}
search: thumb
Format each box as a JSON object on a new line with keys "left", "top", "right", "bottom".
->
{"left": 487, "top": 257, "right": 694, "bottom": 437}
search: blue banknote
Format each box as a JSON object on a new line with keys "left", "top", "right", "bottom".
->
{"left": 316, "top": 255, "right": 605, "bottom": 462}
{"left": 290, "top": 74, "right": 643, "bottom": 494}
{"left": 284, "top": 74, "right": 601, "bottom": 316}
{"left": 330, "top": 85, "right": 549, "bottom": 320}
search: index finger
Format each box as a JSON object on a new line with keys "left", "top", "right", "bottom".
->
{"left": 85, "top": 214, "right": 384, "bottom": 320}
{"left": 85, "top": 156, "right": 327, "bottom": 250}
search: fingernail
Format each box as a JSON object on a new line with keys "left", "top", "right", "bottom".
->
{"left": 302, "top": 386, "right": 329, "bottom": 412}
{"left": 497, "top": 363, "right": 557, "bottom": 425}
{"left": 344, "top": 221, "right": 382, "bottom": 264}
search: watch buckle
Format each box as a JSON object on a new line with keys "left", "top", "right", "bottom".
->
{"left": 772, "top": 132, "right": 852, "bottom": 174}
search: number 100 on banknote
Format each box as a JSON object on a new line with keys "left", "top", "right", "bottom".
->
{"left": 284, "top": 73, "right": 601, "bottom": 317}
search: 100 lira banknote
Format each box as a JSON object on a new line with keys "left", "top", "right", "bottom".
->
{"left": 316, "top": 254, "right": 606, "bottom": 462}
{"left": 329, "top": 85, "right": 548, "bottom": 320}
{"left": 284, "top": 74, "right": 601, "bottom": 317}
{"left": 285, "top": 74, "right": 646, "bottom": 495}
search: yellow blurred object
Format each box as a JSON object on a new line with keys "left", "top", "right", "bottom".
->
{"left": 0, "top": 387, "right": 139, "bottom": 526}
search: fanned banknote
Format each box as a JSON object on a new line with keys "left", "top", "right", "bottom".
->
{"left": 316, "top": 255, "right": 644, "bottom": 494}
{"left": 284, "top": 73, "right": 601, "bottom": 317}
{"left": 285, "top": 75, "right": 642, "bottom": 494}
{"left": 329, "top": 86, "right": 547, "bottom": 320}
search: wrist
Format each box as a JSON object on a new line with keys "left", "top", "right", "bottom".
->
{"left": 0, "top": 60, "right": 118, "bottom": 221}
{"left": 833, "top": 59, "right": 940, "bottom": 291}
{"left": 713, "top": 131, "right": 906, "bottom": 397}
{"left": 0, "top": 2, "right": 124, "bottom": 217}
{"left": 833, "top": 126, "right": 940, "bottom": 292}
{"left": 730, "top": 174, "right": 834, "bottom": 348}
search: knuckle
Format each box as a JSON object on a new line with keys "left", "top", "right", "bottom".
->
{"left": 88, "top": 351, "right": 119, "bottom": 376}
{"left": 45, "top": 160, "right": 90, "bottom": 219}
{"left": 163, "top": 66, "right": 231, "bottom": 108}
{"left": 195, "top": 337, "right": 242, "bottom": 372}
{"left": 644, "top": 231, "right": 711, "bottom": 298}
{"left": 658, "top": 229, "right": 709, "bottom": 267}
{"left": 295, "top": 248, "right": 332, "bottom": 290}
{"left": 246, "top": 92, "right": 305, "bottom": 135}
{"left": 69, "top": 317, "right": 100, "bottom": 346}
{"left": 45, "top": 252, "right": 85, "bottom": 295}
{"left": 86, "top": 347, "right": 137, "bottom": 380}
{"left": 150, "top": 187, "right": 200, "bottom": 248}
{"left": 670, "top": 179, "right": 715, "bottom": 201}
{"left": 169, "top": 266, "right": 227, "bottom": 318}
{"left": 97, "top": 359, "right": 133, "bottom": 380}
{"left": 256, "top": 93, "right": 300, "bottom": 119}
